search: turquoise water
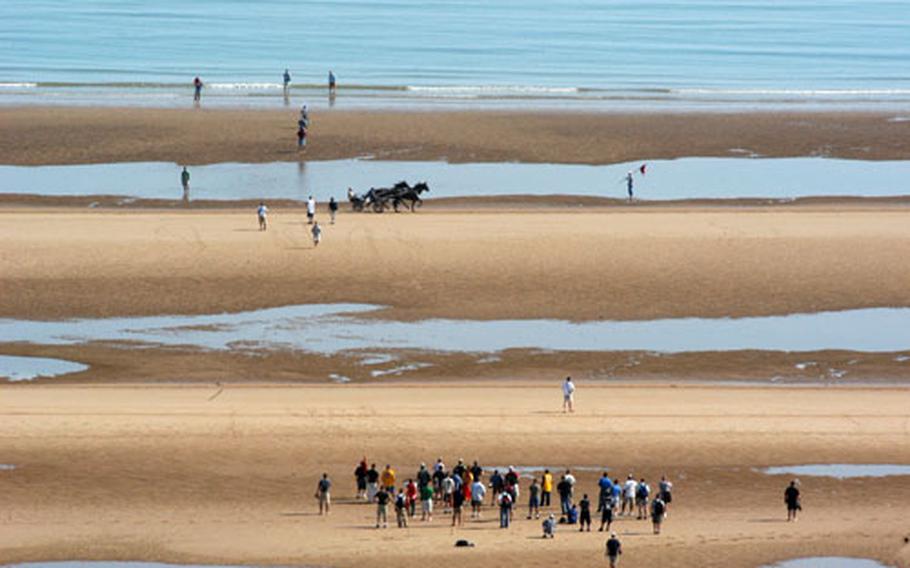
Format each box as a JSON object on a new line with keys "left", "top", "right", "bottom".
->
{"left": 1, "top": 0, "right": 909, "bottom": 110}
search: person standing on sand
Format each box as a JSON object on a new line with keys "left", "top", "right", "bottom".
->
{"left": 366, "top": 463, "right": 380, "bottom": 502}
{"left": 541, "top": 469, "right": 553, "bottom": 508}
{"left": 599, "top": 487, "right": 615, "bottom": 532}
{"left": 328, "top": 70, "right": 336, "bottom": 93}
{"left": 395, "top": 489, "right": 408, "bottom": 528}
{"left": 311, "top": 222, "right": 322, "bottom": 246}
{"left": 605, "top": 533, "right": 622, "bottom": 567}
{"left": 527, "top": 478, "right": 541, "bottom": 519}
{"left": 193, "top": 76, "right": 203, "bottom": 102}
{"left": 650, "top": 494, "right": 666, "bottom": 534}
{"left": 420, "top": 481, "right": 435, "bottom": 522}
{"left": 579, "top": 493, "right": 592, "bottom": 531}
{"left": 562, "top": 376, "right": 576, "bottom": 412}
{"left": 315, "top": 473, "right": 331, "bottom": 515}
{"left": 621, "top": 475, "right": 637, "bottom": 516}
{"left": 470, "top": 477, "right": 485, "bottom": 518}
{"left": 257, "top": 202, "right": 268, "bottom": 231}
{"left": 375, "top": 486, "right": 390, "bottom": 528}
{"left": 636, "top": 477, "right": 650, "bottom": 520}
{"left": 180, "top": 167, "right": 191, "bottom": 201}
{"left": 354, "top": 458, "right": 368, "bottom": 500}
{"left": 557, "top": 475, "right": 572, "bottom": 515}
{"left": 451, "top": 481, "right": 465, "bottom": 527}
{"left": 381, "top": 464, "right": 396, "bottom": 492}
{"left": 785, "top": 479, "right": 801, "bottom": 521}
{"left": 306, "top": 195, "right": 316, "bottom": 224}
{"left": 328, "top": 196, "right": 338, "bottom": 224}
{"left": 498, "top": 489, "right": 513, "bottom": 528}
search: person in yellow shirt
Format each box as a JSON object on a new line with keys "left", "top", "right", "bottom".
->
{"left": 541, "top": 469, "right": 553, "bottom": 508}
{"left": 381, "top": 464, "right": 396, "bottom": 491}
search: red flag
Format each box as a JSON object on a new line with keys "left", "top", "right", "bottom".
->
{"left": 639, "top": 163, "right": 647, "bottom": 175}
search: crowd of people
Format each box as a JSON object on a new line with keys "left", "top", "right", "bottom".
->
{"left": 253, "top": 194, "right": 338, "bottom": 245}
{"left": 318, "top": 458, "right": 677, "bottom": 560}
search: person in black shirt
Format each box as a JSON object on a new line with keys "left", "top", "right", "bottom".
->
{"left": 605, "top": 533, "right": 622, "bottom": 567}
{"left": 785, "top": 480, "right": 801, "bottom": 521}
{"left": 557, "top": 476, "right": 572, "bottom": 515}
{"left": 471, "top": 460, "right": 483, "bottom": 482}
{"left": 366, "top": 464, "right": 380, "bottom": 502}
{"left": 375, "top": 487, "right": 391, "bottom": 528}
{"left": 578, "top": 493, "right": 592, "bottom": 531}
{"left": 452, "top": 485, "right": 465, "bottom": 527}
{"left": 490, "top": 470, "right": 504, "bottom": 506}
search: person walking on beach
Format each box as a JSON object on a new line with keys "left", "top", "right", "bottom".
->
{"left": 625, "top": 171, "right": 634, "bottom": 201}
{"left": 605, "top": 533, "right": 622, "bottom": 567}
{"left": 328, "top": 70, "right": 336, "bottom": 93}
{"left": 785, "top": 480, "right": 801, "bottom": 521}
{"left": 328, "top": 196, "right": 338, "bottom": 224}
{"left": 315, "top": 473, "right": 331, "bottom": 515}
{"left": 180, "top": 167, "right": 191, "bottom": 201}
{"left": 283, "top": 69, "right": 292, "bottom": 94}
{"left": 306, "top": 195, "right": 316, "bottom": 224}
{"left": 562, "top": 376, "right": 576, "bottom": 413}
{"left": 659, "top": 475, "right": 673, "bottom": 514}
{"left": 297, "top": 125, "right": 307, "bottom": 149}
{"left": 541, "top": 469, "right": 553, "bottom": 508}
{"left": 650, "top": 494, "right": 666, "bottom": 534}
{"left": 193, "top": 76, "right": 203, "bottom": 102}
{"left": 311, "top": 222, "right": 322, "bottom": 247}
{"left": 375, "top": 486, "right": 390, "bottom": 528}
{"left": 257, "top": 202, "right": 268, "bottom": 231}
{"left": 579, "top": 493, "right": 592, "bottom": 531}
{"left": 405, "top": 479, "right": 418, "bottom": 517}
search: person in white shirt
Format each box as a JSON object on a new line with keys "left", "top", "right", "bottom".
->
{"left": 257, "top": 202, "right": 268, "bottom": 231}
{"left": 306, "top": 195, "right": 316, "bottom": 224}
{"left": 471, "top": 480, "right": 486, "bottom": 518}
{"left": 562, "top": 376, "right": 576, "bottom": 413}
{"left": 622, "top": 475, "right": 638, "bottom": 516}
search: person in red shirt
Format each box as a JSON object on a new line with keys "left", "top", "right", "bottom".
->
{"left": 405, "top": 479, "right": 418, "bottom": 517}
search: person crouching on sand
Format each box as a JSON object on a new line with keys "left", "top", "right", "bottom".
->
{"left": 311, "top": 222, "right": 322, "bottom": 247}
{"left": 542, "top": 513, "right": 556, "bottom": 538}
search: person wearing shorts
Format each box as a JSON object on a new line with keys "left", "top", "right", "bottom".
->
{"left": 650, "top": 496, "right": 666, "bottom": 534}
{"left": 605, "top": 533, "right": 622, "bottom": 567}
{"left": 527, "top": 478, "right": 541, "bottom": 519}
{"left": 579, "top": 494, "right": 592, "bottom": 531}
{"left": 785, "top": 480, "right": 801, "bottom": 521}
{"left": 257, "top": 202, "right": 268, "bottom": 231}
{"left": 599, "top": 495, "right": 615, "bottom": 532}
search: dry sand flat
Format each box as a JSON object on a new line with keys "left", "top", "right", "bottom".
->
{"left": 0, "top": 383, "right": 908, "bottom": 567}
{"left": 2, "top": 107, "right": 910, "bottom": 166}
{"left": 1, "top": 206, "right": 910, "bottom": 321}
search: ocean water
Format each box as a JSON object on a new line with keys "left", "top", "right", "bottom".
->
{"left": 1, "top": 0, "right": 909, "bottom": 110}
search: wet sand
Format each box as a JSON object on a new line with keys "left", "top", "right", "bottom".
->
{"left": 2, "top": 205, "right": 910, "bottom": 322}
{"left": 1, "top": 383, "right": 908, "bottom": 567}
{"left": 2, "top": 107, "right": 909, "bottom": 166}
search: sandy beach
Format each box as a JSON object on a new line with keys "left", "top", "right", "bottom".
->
{"left": 1, "top": 383, "right": 909, "bottom": 568}
{"left": 2, "top": 107, "right": 910, "bottom": 166}
{"left": 2, "top": 205, "right": 909, "bottom": 322}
